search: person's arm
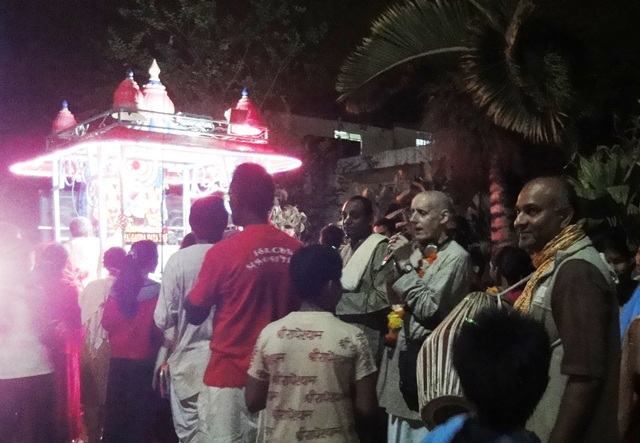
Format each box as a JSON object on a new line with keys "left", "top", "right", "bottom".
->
{"left": 354, "top": 372, "right": 377, "bottom": 418}
{"left": 342, "top": 241, "right": 393, "bottom": 312}
{"left": 392, "top": 252, "right": 471, "bottom": 332}
{"left": 549, "top": 260, "right": 616, "bottom": 443}
{"left": 352, "top": 331, "right": 378, "bottom": 443}
{"left": 184, "top": 297, "right": 211, "bottom": 325}
{"left": 154, "top": 257, "right": 179, "bottom": 331}
{"left": 619, "top": 318, "right": 640, "bottom": 440}
{"left": 185, "top": 249, "right": 217, "bottom": 325}
{"left": 101, "top": 296, "right": 122, "bottom": 332}
{"left": 548, "top": 376, "right": 602, "bottom": 443}
{"left": 245, "top": 375, "right": 269, "bottom": 413}
{"left": 246, "top": 330, "right": 270, "bottom": 413}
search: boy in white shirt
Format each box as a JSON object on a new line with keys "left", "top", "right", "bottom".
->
{"left": 246, "top": 244, "right": 378, "bottom": 442}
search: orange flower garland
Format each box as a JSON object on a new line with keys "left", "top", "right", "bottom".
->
{"left": 385, "top": 247, "right": 438, "bottom": 346}
{"left": 417, "top": 250, "right": 438, "bottom": 278}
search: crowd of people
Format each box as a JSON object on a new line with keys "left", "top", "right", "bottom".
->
{"left": 2, "top": 165, "right": 640, "bottom": 443}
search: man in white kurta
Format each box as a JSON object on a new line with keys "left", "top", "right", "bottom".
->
{"left": 154, "top": 195, "right": 228, "bottom": 442}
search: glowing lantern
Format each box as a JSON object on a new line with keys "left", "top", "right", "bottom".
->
{"left": 226, "top": 89, "right": 267, "bottom": 137}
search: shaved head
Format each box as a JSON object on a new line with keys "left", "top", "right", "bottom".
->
{"left": 410, "top": 191, "right": 454, "bottom": 244}
{"left": 515, "top": 176, "right": 577, "bottom": 254}
{"left": 522, "top": 176, "right": 576, "bottom": 217}
{"left": 416, "top": 191, "right": 454, "bottom": 213}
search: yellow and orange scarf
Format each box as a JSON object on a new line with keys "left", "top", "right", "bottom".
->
{"left": 514, "top": 224, "right": 586, "bottom": 313}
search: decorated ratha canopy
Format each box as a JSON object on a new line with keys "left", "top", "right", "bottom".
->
{"left": 10, "top": 60, "right": 301, "bottom": 247}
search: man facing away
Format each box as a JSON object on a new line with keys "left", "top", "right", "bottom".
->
{"left": 64, "top": 216, "right": 101, "bottom": 287}
{"left": 378, "top": 191, "right": 472, "bottom": 443}
{"left": 154, "top": 195, "right": 229, "bottom": 443}
{"left": 245, "top": 244, "right": 378, "bottom": 443}
{"left": 337, "top": 196, "right": 392, "bottom": 362}
{"left": 80, "top": 246, "right": 126, "bottom": 443}
{"left": 513, "top": 176, "right": 619, "bottom": 443}
{"left": 185, "top": 163, "right": 302, "bottom": 442}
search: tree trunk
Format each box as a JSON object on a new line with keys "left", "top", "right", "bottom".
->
{"left": 489, "top": 155, "right": 515, "bottom": 255}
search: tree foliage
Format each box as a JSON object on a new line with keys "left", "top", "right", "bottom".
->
{"left": 569, "top": 113, "right": 640, "bottom": 243}
{"left": 106, "top": 0, "right": 327, "bottom": 116}
{"left": 337, "top": 0, "right": 640, "bottom": 147}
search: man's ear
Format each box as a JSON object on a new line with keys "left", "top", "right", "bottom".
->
{"left": 558, "top": 206, "right": 574, "bottom": 228}
{"left": 440, "top": 209, "right": 451, "bottom": 225}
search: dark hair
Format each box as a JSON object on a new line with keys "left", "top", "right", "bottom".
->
{"left": 290, "top": 244, "right": 342, "bottom": 301}
{"left": 345, "top": 196, "right": 374, "bottom": 218}
{"left": 111, "top": 240, "right": 158, "bottom": 318}
{"left": 189, "top": 195, "right": 228, "bottom": 243}
{"left": 34, "top": 242, "right": 69, "bottom": 280}
{"left": 453, "top": 307, "right": 551, "bottom": 430}
{"left": 468, "top": 246, "right": 486, "bottom": 278}
{"left": 103, "top": 247, "right": 126, "bottom": 275}
{"left": 180, "top": 232, "right": 197, "bottom": 249}
{"left": 319, "top": 224, "right": 344, "bottom": 249}
{"left": 592, "top": 228, "right": 632, "bottom": 258}
{"left": 494, "top": 246, "right": 534, "bottom": 286}
{"left": 527, "top": 176, "right": 579, "bottom": 221}
{"left": 373, "top": 218, "right": 396, "bottom": 234}
{"left": 231, "top": 163, "right": 275, "bottom": 215}
{"left": 69, "top": 217, "right": 93, "bottom": 237}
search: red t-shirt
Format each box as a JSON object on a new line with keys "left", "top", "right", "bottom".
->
{"left": 187, "top": 224, "right": 302, "bottom": 387}
{"left": 102, "top": 295, "right": 162, "bottom": 360}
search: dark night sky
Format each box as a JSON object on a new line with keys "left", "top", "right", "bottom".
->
{"left": 2, "top": 0, "right": 640, "bottom": 239}
{"left": 0, "top": 0, "right": 393, "bottom": 237}
{"left": 0, "top": 0, "right": 394, "bottom": 163}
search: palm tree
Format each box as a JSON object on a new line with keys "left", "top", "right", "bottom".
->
{"left": 337, "top": 0, "right": 585, "bottom": 144}
{"left": 335, "top": 0, "right": 621, "bottom": 251}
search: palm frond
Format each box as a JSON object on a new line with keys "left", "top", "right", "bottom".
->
{"left": 336, "top": 0, "right": 474, "bottom": 108}
{"left": 462, "top": 3, "right": 580, "bottom": 144}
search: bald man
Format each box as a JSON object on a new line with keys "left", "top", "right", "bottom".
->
{"left": 377, "top": 191, "right": 472, "bottom": 442}
{"left": 513, "top": 176, "right": 619, "bottom": 443}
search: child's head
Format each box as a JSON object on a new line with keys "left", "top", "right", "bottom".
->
{"left": 492, "top": 246, "right": 534, "bottom": 287}
{"left": 373, "top": 218, "right": 396, "bottom": 237}
{"left": 69, "top": 217, "right": 93, "bottom": 238}
{"left": 453, "top": 307, "right": 551, "bottom": 430}
{"left": 189, "top": 195, "right": 228, "bottom": 243}
{"left": 289, "top": 244, "right": 342, "bottom": 311}
{"left": 103, "top": 247, "right": 126, "bottom": 276}
{"left": 319, "top": 224, "right": 344, "bottom": 250}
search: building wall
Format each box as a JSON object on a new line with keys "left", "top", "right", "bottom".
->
{"left": 266, "top": 112, "right": 423, "bottom": 156}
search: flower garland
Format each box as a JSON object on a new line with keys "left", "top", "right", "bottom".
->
{"left": 384, "top": 304, "right": 405, "bottom": 346}
{"left": 416, "top": 250, "right": 438, "bottom": 278}
{"left": 385, "top": 246, "right": 439, "bottom": 346}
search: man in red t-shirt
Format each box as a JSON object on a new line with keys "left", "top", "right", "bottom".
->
{"left": 185, "top": 163, "right": 302, "bottom": 442}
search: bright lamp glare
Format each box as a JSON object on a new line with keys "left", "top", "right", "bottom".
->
{"left": 229, "top": 124, "right": 263, "bottom": 137}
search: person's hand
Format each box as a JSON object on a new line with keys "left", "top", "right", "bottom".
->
{"left": 388, "top": 233, "right": 412, "bottom": 264}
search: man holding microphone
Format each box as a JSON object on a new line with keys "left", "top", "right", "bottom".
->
{"left": 377, "top": 191, "right": 472, "bottom": 443}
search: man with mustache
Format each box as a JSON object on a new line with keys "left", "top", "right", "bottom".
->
{"left": 513, "top": 176, "right": 619, "bottom": 443}
{"left": 337, "top": 195, "right": 391, "bottom": 360}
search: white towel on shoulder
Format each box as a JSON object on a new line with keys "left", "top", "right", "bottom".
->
{"left": 341, "top": 233, "right": 388, "bottom": 291}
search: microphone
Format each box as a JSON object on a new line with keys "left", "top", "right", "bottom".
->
{"left": 378, "top": 230, "right": 413, "bottom": 271}
{"left": 379, "top": 249, "right": 395, "bottom": 270}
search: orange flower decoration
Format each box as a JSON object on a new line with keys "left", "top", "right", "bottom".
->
{"left": 416, "top": 251, "right": 438, "bottom": 278}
